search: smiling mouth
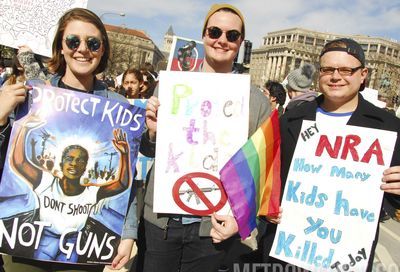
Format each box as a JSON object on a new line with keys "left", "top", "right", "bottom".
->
{"left": 75, "top": 57, "right": 91, "bottom": 62}
{"left": 328, "top": 84, "right": 345, "bottom": 88}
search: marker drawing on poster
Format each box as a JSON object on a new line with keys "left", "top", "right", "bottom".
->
{"left": 270, "top": 120, "right": 396, "bottom": 271}
{"left": 0, "top": 0, "right": 88, "bottom": 57}
{"left": 153, "top": 71, "right": 250, "bottom": 216}
{"left": 0, "top": 84, "right": 146, "bottom": 264}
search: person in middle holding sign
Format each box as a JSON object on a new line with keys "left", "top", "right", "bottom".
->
{"left": 138, "top": 3, "right": 271, "bottom": 272}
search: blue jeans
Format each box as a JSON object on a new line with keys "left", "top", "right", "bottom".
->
{"left": 143, "top": 219, "right": 226, "bottom": 272}
{"left": 34, "top": 229, "right": 78, "bottom": 262}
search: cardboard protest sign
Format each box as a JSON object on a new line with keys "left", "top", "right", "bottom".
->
{"left": 166, "top": 36, "right": 204, "bottom": 72}
{"left": 153, "top": 71, "right": 250, "bottom": 216}
{"left": 127, "top": 99, "right": 154, "bottom": 181}
{"left": 0, "top": 84, "right": 146, "bottom": 264}
{"left": 271, "top": 120, "right": 397, "bottom": 271}
{"left": 0, "top": 0, "right": 88, "bottom": 57}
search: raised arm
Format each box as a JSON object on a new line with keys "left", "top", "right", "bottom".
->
{"left": 97, "top": 128, "right": 131, "bottom": 200}
{"left": 10, "top": 114, "right": 44, "bottom": 188}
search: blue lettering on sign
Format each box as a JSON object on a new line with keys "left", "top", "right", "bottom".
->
{"left": 334, "top": 191, "right": 375, "bottom": 222}
{"left": 275, "top": 231, "right": 335, "bottom": 269}
{"left": 286, "top": 181, "right": 328, "bottom": 208}
{"left": 304, "top": 217, "right": 342, "bottom": 244}
{"left": 330, "top": 166, "right": 370, "bottom": 182}
{"left": 293, "top": 158, "right": 322, "bottom": 174}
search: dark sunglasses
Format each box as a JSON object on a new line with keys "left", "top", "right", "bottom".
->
{"left": 206, "top": 26, "right": 242, "bottom": 42}
{"left": 64, "top": 34, "right": 102, "bottom": 52}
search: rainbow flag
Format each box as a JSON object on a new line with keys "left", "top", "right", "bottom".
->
{"left": 219, "top": 109, "right": 281, "bottom": 239}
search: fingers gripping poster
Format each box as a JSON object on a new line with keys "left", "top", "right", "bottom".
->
{"left": 0, "top": 84, "right": 146, "bottom": 264}
{"left": 153, "top": 71, "right": 250, "bottom": 216}
{"left": 270, "top": 120, "right": 397, "bottom": 271}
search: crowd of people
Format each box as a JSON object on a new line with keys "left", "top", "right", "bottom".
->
{"left": 0, "top": 3, "right": 399, "bottom": 272}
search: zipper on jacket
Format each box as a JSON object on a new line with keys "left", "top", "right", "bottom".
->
{"left": 163, "top": 219, "right": 170, "bottom": 240}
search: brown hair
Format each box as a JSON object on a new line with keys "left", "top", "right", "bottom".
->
{"left": 122, "top": 68, "right": 143, "bottom": 84}
{"left": 47, "top": 8, "right": 110, "bottom": 76}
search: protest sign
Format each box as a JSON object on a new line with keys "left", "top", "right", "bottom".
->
{"left": 127, "top": 98, "right": 154, "bottom": 181}
{"left": 153, "top": 71, "right": 250, "bottom": 215}
{"left": 0, "top": 0, "right": 88, "bottom": 57}
{"left": 166, "top": 36, "right": 204, "bottom": 72}
{"left": 0, "top": 84, "right": 146, "bottom": 264}
{"left": 270, "top": 120, "right": 397, "bottom": 271}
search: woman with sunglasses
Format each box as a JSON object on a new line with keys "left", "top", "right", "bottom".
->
{"left": 0, "top": 8, "right": 136, "bottom": 272}
{"left": 138, "top": 4, "right": 271, "bottom": 272}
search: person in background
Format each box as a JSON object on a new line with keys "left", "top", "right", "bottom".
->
{"left": 263, "top": 80, "right": 286, "bottom": 116}
{"left": 122, "top": 68, "right": 143, "bottom": 99}
{"left": 2, "top": 46, "right": 49, "bottom": 87}
{"left": 285, "top": 63, "right": 317, "bottom": 111}
{"left": 0, "top": 61, "right": 8, "bottom": 86}
{"left": 0, "top": 8, "right": 137, "bottom": 272}
{"left": 139, "top": 63, "right": 158, "bottom": 99}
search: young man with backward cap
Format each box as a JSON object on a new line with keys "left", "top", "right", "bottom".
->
{"left": 138, "top": 3, "right": 271, "bottom": 272}
{"left": 270, "top": 38, "right": 400, "bottom": 271}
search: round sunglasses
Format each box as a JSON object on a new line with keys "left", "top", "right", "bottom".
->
{"left": 206, "top": 26, "right": 242, "bottom": 42}
{"left": 64, "top": 34, "right": 102, "bottom": 52}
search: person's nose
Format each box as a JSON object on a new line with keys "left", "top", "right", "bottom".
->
{"left": 76, "top": 39, "right": 89, "bottom": 53}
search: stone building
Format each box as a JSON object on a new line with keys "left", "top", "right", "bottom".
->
{"left": 250, "top": 28, "right": 400, "bottom": 105}
{"left": 105, "top": 24, "right": 165, "bottom": 76}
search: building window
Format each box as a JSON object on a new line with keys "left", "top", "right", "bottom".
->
{"left": 305, "top": 36, "right": 314, "bottom": 45}
{"left": 298, "top": 35, "right": 304, "bottom": 43}
{"left": 369, "top": 44, "right": 377, "bottom": 53}
{"left": 286, "top": 35, "right": 291, "bottom": 42}
{"left": 394, "top": 50, "right": 398, "bottom": 58}
{"left": 295, "top": 58, "right": 302, "bottom": 68}
{"left": 387, "top": 48, "right": 392, "bottom": 56}
{"left": 379, "top": 45, "right": 386, "bottom": 54}
{"left": 316, "top": 39, "right": 324, "bottom": 47}
{"left": 361, "top": 44, "right": 368, "bottom": 51}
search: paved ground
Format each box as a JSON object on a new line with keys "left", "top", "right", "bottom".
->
{"left": 373, "top": 218, "right": 400, "bottom": 272}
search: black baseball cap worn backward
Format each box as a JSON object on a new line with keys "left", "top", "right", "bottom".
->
{"left": 320, "top": 38, "right": 366, "bottom": 91}
{"left": 320, "top": 38, "right": 365, "bottom": 67}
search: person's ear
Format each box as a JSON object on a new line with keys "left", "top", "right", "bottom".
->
{"left": 360, "top": 67, "right": 368, "bottom": 84}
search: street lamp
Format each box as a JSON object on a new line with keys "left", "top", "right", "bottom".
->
{"left": 100, "top": 12, "right": 125, "bottom": 21}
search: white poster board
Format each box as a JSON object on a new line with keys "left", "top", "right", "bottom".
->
{"left": 0, "top": 0, "right": 88, "bottom": 57}
{"left": 153, "top": 71, "right": 250, "bottom": 216}
{"left": 270, "top": 120, "right": 397, "bottom": 271}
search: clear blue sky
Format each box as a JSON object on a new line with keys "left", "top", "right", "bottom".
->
{"left": 88, "top": 0, "right": 400, "bottom": 49}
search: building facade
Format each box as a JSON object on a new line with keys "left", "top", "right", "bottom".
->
{"left": 250, "top": 28, "right": 400, "bottom": 105}
{"left": 105, "top": 24, "right": 165, "bottom": 76}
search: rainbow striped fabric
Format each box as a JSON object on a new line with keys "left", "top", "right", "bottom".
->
{"left": 220, "top": 109, "right": 281, "bottom": 239}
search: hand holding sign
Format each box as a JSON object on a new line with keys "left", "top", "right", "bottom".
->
{"left": 210, "top": 213, "right": 238, "bottom": 243}
{"left": 381, "top": 166, "right": 400, "bottom": 195}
